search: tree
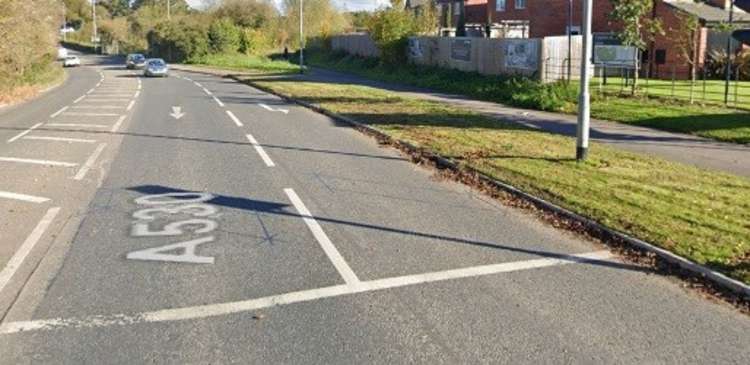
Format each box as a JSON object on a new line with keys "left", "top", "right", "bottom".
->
{"left": 213, "top": 0, "right": 277, "bottom": 29}
{"left": 101, "top": 0, "right": 132, "bottom": 17}
{"left": 282, "top": 0, "right": 349, "bottom": 48}
{"left": 367, "top": 0, "right": 416, "bottom": 64}
{"left": 208, "top": 18, "right": 241, "bottom": 53}
{"left": 608, "top": 0, "right": 663, "bottom": 94}
{"left": 672, "top": 11, "right": 699, "bottom": 103}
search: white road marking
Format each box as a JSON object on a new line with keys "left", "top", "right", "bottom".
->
{"left": 0, "top": 250, "right": 612, "bottom": 334}
{"left": 0, "top": 207, "right": 61, "bottom": 296}
{"left": 81, "top": 98, "right": 130, "bottom": 102}
{"left": 73, "top": 95, "right": 85, "bottom": 103}
{"left": 50, "top": 106, "right": 69, "bottom": 118}
{"left": 194, "top": 82, "right": 202, "bottom": 87}
{"left": 46, "top": 123, "right": 108, "bottom": 128}
{"left": 71, "top": 105, "right": 122, "bottom": 109}
{"left": 202, "top": 87, "right": 213, "bottom": 96}
{"left": 225, "top": 110, "right": 243, "bottom": 127}
{"left": 111, "top": 115, "right": 126, "bottom": 132}
{"left": 170, "top": 106, "right": 185, "bottom": 120}
{"left": 61, "top": 112, "right": 120, "bottom": 117}
{"left": 259, "top": 103, "right": 289, "bottom": 114}
{"left": 0, "top": 157, "right": 77, "bottom": 167}
{"left": 23, "top": 136, "right": 96, "bottom": 143}
{"left": 7, "top": 122, "right": 43, "bottom": 143}
{"left": 284, "top": 188, "right": 359, "bottom": 285}
{"left": 134, "top": 90, "right": 140, "bottom": 98}
{"left": 86, "top": 88, "right": 95, "bottom": 94}
{"left": 245, "top": 134, "right": 275, "bottom": 167}
{"left": 212, "top": 96, "right": 224, "bottom": 107}
{"left": 73, "top": 143, "right": 106, "bottom": 180}
{"left": 127, "top": 236, "right": 216, "bottom": 264}
{"left": 126, "top": 100, "right": 136, "bottom": 111}
{"left": 0, "top": 191, "right": 50, "bottom": 203}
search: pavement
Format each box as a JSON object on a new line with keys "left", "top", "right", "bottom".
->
{"left": 0, "top": 54, "right": 748, "bottom": 363}
{"left": 236, "top": 66, "right": 750, "bottom": 179}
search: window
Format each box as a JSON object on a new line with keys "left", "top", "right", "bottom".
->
{"left": 496, "top": 0, "right": 506, "bottom": 11}
{"left": 515, "top": 0, "right": 526, "bottom": 9}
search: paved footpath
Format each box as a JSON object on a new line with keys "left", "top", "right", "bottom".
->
{"left": 0, "top": 58, "right": 748, "bottom": 363}
{"left": 245, "top": 66, "right": 750, "bottom": 179}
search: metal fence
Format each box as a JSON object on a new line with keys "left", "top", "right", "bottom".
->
{"left": 544, "top": 58, "right": 750, "bottom": 110}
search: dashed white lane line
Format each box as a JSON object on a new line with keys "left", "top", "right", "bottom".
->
{"left": 0, "top": 157, "right": 77, "bottom": 167}
{"left": 212, "top": 96, "right": 225, "bottom": 107}
{"left": 111, "top": 115, "right": 126, "bottom": 132}
{"left": 0, "top": 250, "right": 612, "bottom": 335}
{"left": 86, "top": 88, "right": 95, "bottom": 94}
{"left": 245, "top": 134, "right": 275, "bottom": 167}
{"left": 134, "top": 90, "right": 140, "bottom": 98}
{"left": 202, "top": 87, "right": 213, "bottom": 96}
{"left": 24, "top": 136, "right": 96, "bottom": 144}
{"left": 126, "top": 100, "right": 136, "bottom": 111}
{"left": 225, "top": 110, "right": 243, "bottom": 127}
{"left": 46, "top": 123, "right": 108, "bottom": 128}
{"left": 71, "top": 105, "right": 122, "bottom": 109}
{"left": 0, "top": 207, "right": 61, "bottom": 296}
{"left": 81, "top": 98, "right": 131, "bottom": 102}
{"left": 194, "top": 82, "right": 203, "bottom": 87}
{"left": 61, "top": 112, "right": 120, "bottom": 117}
{"left": 284, "top": 188, "right": 359, "bottom": 285}
{"left": 7, "top": 122, "right": 43, "bottom": 143}
{"left": 73, "top": 143, "right": 107, "bottom": 180}
{"left": 0, "top": 191, "right": 50, "bottom": 203}
{"left": 50, "top": 106, "right": 69, "bottom": 118}
{"left": 73, "top": 95, "right": 85, "bottom": 104}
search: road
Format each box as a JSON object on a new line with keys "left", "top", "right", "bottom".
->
{"left": 0, "top": 54, "right": 748, "bottom": 363}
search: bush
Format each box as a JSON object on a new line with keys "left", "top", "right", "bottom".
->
{"left": 208, "top": 18, "right": 241, "bottom": 54}
{"left": 239, "top": 28, "right": 274, "bottom": 55}
{"left": 148, "top": 20, "right": 209, "bottom": 62}
{"left": 367, "top": 6, "right": 417, "bottom": 65}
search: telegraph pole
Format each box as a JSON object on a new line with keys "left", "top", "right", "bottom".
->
{"left": 92, "top": 0, "right": 98, "bottom": 53}
{"left": 62, "top": 2, "right": 67, "bottom": 42}
{"left": 724, "top": 0, "right": 735, "bottom": 105}
{"left": 576, "top": 0, "right": 592, "bottom": 161}
{"left": 567, "top": 0, "right": 573, "bottom": 82}
{"left": 168, "top": 0, "right": 171, "bottom": 20}
{"left": 299, "top": 0, "right": 304, "bottom": 73}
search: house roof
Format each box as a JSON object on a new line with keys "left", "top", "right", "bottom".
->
{"left": 664, "top": 0, "right": 750, "bottom": 23}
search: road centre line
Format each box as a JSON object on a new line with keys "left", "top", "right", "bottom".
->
{"left": 225, "top": 110, "right": 243, "bottom": 127}
{"left": 46, "top": 123, "right": 108, "bottom": 128}
{"left": 7, "top": 122, "right": 43, "bottom": 143}
{"left": 126, "top": 100, "right": 136, "bottom": 111}
{"left": 86, "top": 88, "right": 95, "bottom": 94}
{"left": 194, "top": 82, "right": 202, "bottom": 87}
{"left": 213, "top": 96, "right": 225, "bottom": 107}
{"left": 73, "top": 143, "right": 107, "bottom": 180}
{"left": 134, "top": 90, "right": 140, "bottom": 98}
{"left": 50, "top": 106, "right": 69, "bottom": 118}
{"left": 23, "top": 136, "right": 96, "bottom": 143}
{"left": 245, "top": 134, "right": 275, "bottom": 167}
{"left": 71, "top": 106, "right": 123, "bottom": 109}
{"left": 0, "top": 191, "right": 50, "bottom": 203}
{"left": 284, "top": 188, "right": 360, "bottom": 285}
{"left": 0, "top": 207, "right": 61, "bottom": 297}
{"left": 111, "top": 115, "right": 126, "bottom": 132}
{"left": 0, "top": 157, "right": 77, "bottom": 167}
{"left": 73, "top": 95, "right": 85, "bottom": 104}
{"left": 203, "top": 87, "right": 213, "bottom": 96}
{"left": 0, "top": 250, "right": 612, "bottom": 335}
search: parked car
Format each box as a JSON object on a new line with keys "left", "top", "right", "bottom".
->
{"left": 126, "top": 53, "right": 147, "bottom": 69}
{"left": 144, "top": 58, "right": 169, "bottom": 77}
{"left": 57, "top": 47, "right": 69, "bottom": 60}
{"left": 63, "top": 55, "right": 80, "bottom": 67}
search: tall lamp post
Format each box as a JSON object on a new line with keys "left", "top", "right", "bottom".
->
{"left": 724, "top": 0, "right": 735, "bottom": 105}
{"left": 567, "top": 0, "right": 573, "bottom": 82}
{"left": 92, "top": 0, "right": 98, "bottom": 54}
{"left": 576, "top": 0, "right": 592, "bottom": 161}
{"left": 299, "top": 0, "right": 304, "bottom": 73}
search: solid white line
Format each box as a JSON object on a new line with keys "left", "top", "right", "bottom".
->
{"left": 0, "top": 157, "right": 77, "bottom": 167}
{"left": 284, "top": 188, "right": 359, "bottom": 284}
{"left": 194, "top": 82, "right": 203, "bottom": 87}
{"left": 225, "top": 110, "right": 243, "bottom": 127}
{"left": 0, "top": 250, "right": 612, "bottom": 335}
{"left": 60, "top": 112, "right": 120, "bottom": 117}
{"left": 81, "top": 98, "right": 130, "bottom": 101}
{"left": 50, "top": 106, "right": 69, "bottom": 118}
{"left": 259, "top": 103, "right": 273, "bottom": 112}
{"left": 23, "top": 136, "right": 96, "bottom": 143}
{"left": 73, "top": 95, "right": 85, "bottom": 104}
{"left": 111, "top": 115, "right": 126, "bottom": 132}
{"left": 0, "top": 191, "right": 50, "bottom": 203}
{"left": 245, "top": 134, "right": 275, "bottom": 167}
{"left": 46, "top": 123, "right": 107, "bottom": 128}
{"left": 212, "top": 96, "right": 224, "bottom": 107}
{"left": 0, "top": 207, "right": 61, "bottom": 296}
{"left": 73, "top": 143, "right": 106, "bottom": 180}
{"left": 7, "top": 122, "right": 43, "bottom": 143}
{"left": 71, "top": 105, "right": 122, "bottom": 109}
{"left": 126, "top": 100, "right": 136, "bottom": 111}
{"left": 203, "top": 87, "right": 213, "bottom": 96}
{"left": 86, "top": 88, "right": 95, "bottom": 94}
{"left": 134, "top": 90, "right": 140, "bottom": 98}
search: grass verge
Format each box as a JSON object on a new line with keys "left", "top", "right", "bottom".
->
{"left": 0, "top": 61, "right": 64, "bottom": 106}
{"left": 240, "top": 76, "right": 750, "bottom": 284}
{"left": 304, "top": 50, "right": 750, "bottom": 145}
{"left": 187, "top": 53, "right": 299, "bottom": 75}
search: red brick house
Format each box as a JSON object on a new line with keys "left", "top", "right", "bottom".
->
{"left": 437, "top": 0, "right": 750, "bottom": 78}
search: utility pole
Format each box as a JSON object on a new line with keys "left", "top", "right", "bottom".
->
{"left": 567, "top": 0, "right": 573, "bottom": 83}
{"left": 576, "top": 0, "right": 592, "bottom": 161}
{"left": 92, "top": 0, "right": 98, "bottom": 54}
{"left": 299, "top": 0, "right": 304, "bottom": 74}
{"left": 168, "top": 0, "right": 171, "bottom": 20}
{"left": 724, "top": 0, "right": 735, "bottom": 105}
{"left": 62, "top": 2, "right": 67, "bottom": 42}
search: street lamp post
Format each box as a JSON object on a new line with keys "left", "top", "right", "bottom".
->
{"left": 576, "top": 0, "right": 592, "bottom": 161}
{"left": 92, "top": 0, "right": 98, "bottom": 54}
{"left": 568, "top": 0, "right": 573, "bottom": 82}
{"left": 724, "top": 0, "right": 735, "bottom": 105}
{"left": 299, "top": 0, "right": 304, "bottom": 74}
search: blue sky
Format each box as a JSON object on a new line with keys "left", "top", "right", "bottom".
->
{"left": 184, "top": 0, "right": 390, "bottom": 12}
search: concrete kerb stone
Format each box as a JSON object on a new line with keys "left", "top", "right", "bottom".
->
{"left": 173, "top": 65, "right": 750, "bottom": 299}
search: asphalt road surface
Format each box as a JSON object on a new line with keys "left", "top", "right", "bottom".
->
{"left": 0, "top": 54, "right": 748, "bottom": 364}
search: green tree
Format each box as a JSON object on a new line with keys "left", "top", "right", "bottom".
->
{"left": 367, "top": 0, "right": 416, "bottom": 64}
{"left": 672, "top": 11, "right": 699, "bottom": 103}
{"left": 208, "top": 18, "right": 241, "bottom": 53}
{"left": 213, "top": 0, "right": 277, "bottom": 28}
{"left": 282, "top": 0, "right": 349, "bottom": 48}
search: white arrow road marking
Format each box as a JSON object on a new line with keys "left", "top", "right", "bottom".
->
{"left": 259, "top": 103, "right": 289, "bottom": 114}
{"left": 170, "top": 106, "right": 185, "bottom": 120}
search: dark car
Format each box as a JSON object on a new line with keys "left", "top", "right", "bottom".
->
{"left": 126, "top": 53, "right": 146, "bottom": 69}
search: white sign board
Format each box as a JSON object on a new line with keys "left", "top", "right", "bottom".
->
{"left": 504, "top": 39, "right": 538, "bottom": 70}
{"left": 594, "top": 45, "right": 638, "bottom": 67}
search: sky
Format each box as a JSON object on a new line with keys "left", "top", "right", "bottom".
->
{"left": 184, "top": 0, "right": 390, "bottom": 12}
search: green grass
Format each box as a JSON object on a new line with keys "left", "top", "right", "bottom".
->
{"left": 304, "top": 50, "right": 750, "bottom": 145}
{"left": 593, "top": 77, "right": 750, "bottom": 110}
{"left": 242, "top": 77, "right": 750, "bottom": 284}
{"left": 187, "top": 53, "right": 299, "bottom": 74}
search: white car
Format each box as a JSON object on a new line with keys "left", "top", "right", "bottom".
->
{"left": 63, "top": 56, "right": 80, "bottom": 67}
{"left": 57, "top": 47, "right": 68, "bottom": 60}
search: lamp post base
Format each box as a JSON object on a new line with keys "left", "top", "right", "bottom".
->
{"left": 576, "top": 147, "right": 588, "bottom": 161}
